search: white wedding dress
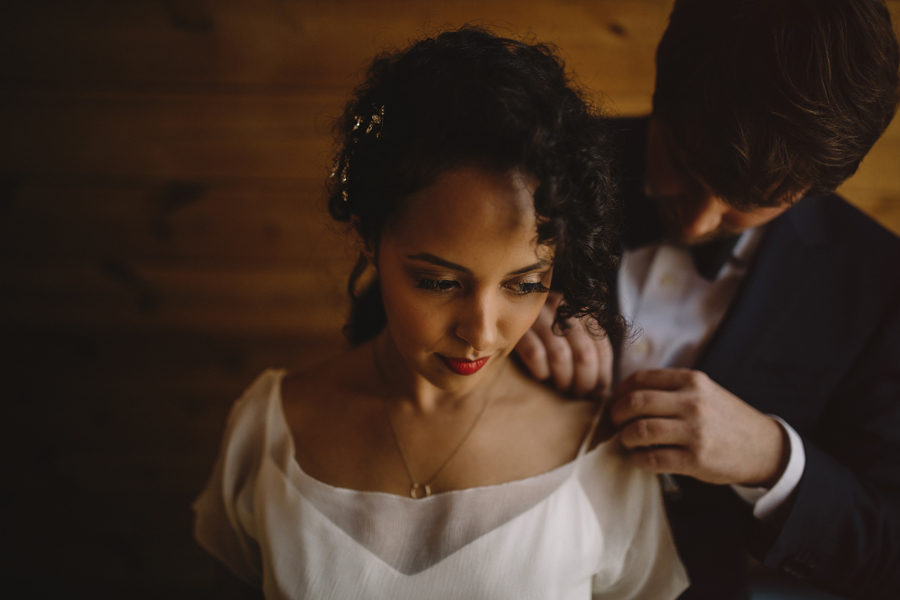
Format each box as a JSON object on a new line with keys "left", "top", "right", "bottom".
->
{"left": 193, "top": 370, "right": 689, "bottom": 599}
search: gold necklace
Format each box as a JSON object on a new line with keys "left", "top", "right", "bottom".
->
{"left": 372, "top": 341, "right": 494, "bottom": 499}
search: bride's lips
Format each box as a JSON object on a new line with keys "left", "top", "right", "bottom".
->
{"left": 440, "top": 355, "right": 489, "bottom": 376}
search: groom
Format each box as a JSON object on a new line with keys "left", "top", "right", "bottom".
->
{"left": 517, "top": 1, "right": 900, "bottom": 598}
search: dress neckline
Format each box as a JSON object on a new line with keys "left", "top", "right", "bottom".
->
{"left": 269, "top": 368, "right": 611, "bottom": 502}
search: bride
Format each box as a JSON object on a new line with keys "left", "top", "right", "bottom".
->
{"left": 194, "top": 26, "right": 688, "bottom": 599}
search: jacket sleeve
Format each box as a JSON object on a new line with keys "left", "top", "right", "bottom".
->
{"left": 757, "top": 297, "right": 900, "bottom": 599}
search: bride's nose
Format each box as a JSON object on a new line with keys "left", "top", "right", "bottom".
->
{"left": 454, "top": 291, "right": 498, "bottom": 351}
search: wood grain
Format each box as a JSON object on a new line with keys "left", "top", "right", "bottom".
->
{"left": 1, "top": 1, "right": 898, "bottom": 596}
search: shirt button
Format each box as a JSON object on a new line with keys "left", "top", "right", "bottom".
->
{"left": 632, "top": 339, "right": 652, "bottom": 355}
{"left": 781, "top": 558, "right": 814, "bottom": 579}
{"left": 659, "top": 273, "right": 677, "bottom": 287}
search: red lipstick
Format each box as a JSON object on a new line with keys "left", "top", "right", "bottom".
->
{"left": 440, "top": 356, "right": 489, "bottom": 376}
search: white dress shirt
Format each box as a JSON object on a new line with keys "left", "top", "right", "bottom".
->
{"left": 617, "top": 227, "right": 805, "bottom": 521}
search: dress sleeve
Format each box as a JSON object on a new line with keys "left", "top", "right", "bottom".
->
{"left": 587, "top": 443, "right": 690, "bottom": 600}
{"left": 193, "top": 371, "right": 280, "bottom": 586}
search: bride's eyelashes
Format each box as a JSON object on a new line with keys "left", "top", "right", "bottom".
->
{"left": 414, "top": 277, "right": 550, "bottom": 296}
{"left": 513, "top": 281, "right": 550, "bottom": 295}
{"left": 415, "top": 277, "right": 459, "bottom": 292}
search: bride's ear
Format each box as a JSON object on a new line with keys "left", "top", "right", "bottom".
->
{"left": 350, "top": 217, "right": 376, "bottom": 265}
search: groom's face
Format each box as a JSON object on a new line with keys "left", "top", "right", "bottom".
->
{"left": 645, "top": 117, "right": 795, "bottom": 246}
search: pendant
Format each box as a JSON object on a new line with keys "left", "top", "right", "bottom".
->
{"left": 409, "top": 482, "right": 432, "bottom": 499}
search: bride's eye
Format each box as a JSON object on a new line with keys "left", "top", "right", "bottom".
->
{"left": 416, "top": 278, "right": 459, "bottom": 292}
{"left": 510, "top": 281, "right": 550, "bottom": 295}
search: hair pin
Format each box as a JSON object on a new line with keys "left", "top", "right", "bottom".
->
{"left": 341, "top": 162, "right": 350, "bottom": 202}
{"left": 366, "top": 105, "right": 385, "bottom": 137}
{"left": 336, "top": 105, "right": 386, "bottom": 203}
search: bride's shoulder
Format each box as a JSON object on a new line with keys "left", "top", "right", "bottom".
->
{"left": 506, "top": 363, "right": 599, "bottom": 424}
{"left": 505, "top": 363, "right": 616, "bottom": 448}
{"left": 280, "top": 343, "right": 370, "bottom": 413}
{"left": 281, "top": 349, "right": 358, "bottom": 404}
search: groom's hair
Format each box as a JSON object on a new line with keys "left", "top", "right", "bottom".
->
{"left": 653, "top": 0, "right": 900, "bottom": 209}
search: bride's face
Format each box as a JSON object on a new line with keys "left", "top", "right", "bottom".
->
{"left": 375, "top": 166, "right": 554, "bottom": 392}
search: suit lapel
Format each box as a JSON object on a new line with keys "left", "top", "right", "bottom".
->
{"left": 695, "top": 197, "right": 829, "bottom": 410}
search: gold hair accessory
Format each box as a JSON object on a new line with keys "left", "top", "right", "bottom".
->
{"left": 340, "top": 163, "right": 350, "bottom": 202}
{"left": 333, "top": 105, "right": 385, "bottom": 202}
{"left": 365, "top": 105, "right": 385, "bottom": 137}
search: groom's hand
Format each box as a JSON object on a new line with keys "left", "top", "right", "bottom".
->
{"left": 515, "top": 291, "right": 614, "bottom": 398}
{"left": 611, "top": 368, "right": 789, "bottom": 487}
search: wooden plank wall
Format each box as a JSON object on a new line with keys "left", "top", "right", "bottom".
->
{"left": 1, "top": 1, "right": 898, "bottom": 597}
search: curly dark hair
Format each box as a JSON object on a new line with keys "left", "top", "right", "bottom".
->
{"left": 653, "top": 0, "right": 900, "bottom": 209}
{"left": 327, "top": 26, "right": 624, "bottom": 347}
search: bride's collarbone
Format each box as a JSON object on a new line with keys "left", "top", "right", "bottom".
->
{"left": 281, "top": 361, "right": 598, "bottom": 495}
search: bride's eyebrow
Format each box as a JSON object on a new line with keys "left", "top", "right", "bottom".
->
{"left": 406, "top": 253, "right": 550, "bottom": 276}
{"left": 507, "top": 260, "right": 552, "bottom": 276}
{"left": 406, "top": 253, "right": 472, "bottom": 274}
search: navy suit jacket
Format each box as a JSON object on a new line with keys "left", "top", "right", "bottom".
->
{"left": 611, "top": 118, "right": 900, "bottom": 600}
